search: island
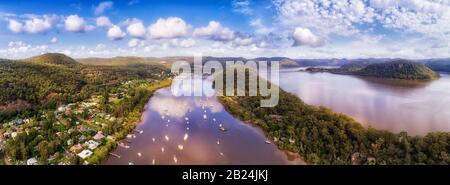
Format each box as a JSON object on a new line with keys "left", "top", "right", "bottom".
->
{"left": 306, "top": 60, "right": 440, "bottom": 80}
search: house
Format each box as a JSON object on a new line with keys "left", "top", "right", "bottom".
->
{"left": 67, "top": 139, "right": 73, "bottom": 146}
{"left": 78, "top": 135, "right": 86, "bottom": 142}
{"left": 11, "top": 132, "right": 17, "bottom": 139}
{"left": 70, "top": 144, "right": 83, "bottom": 153}
{"left": 27, "top": 157, "right": 38, "bottom": 165}
{"left": 86, "top": 140, "right": 99, "bottom": 150}
{"left": 93, "top": 132, "right": 105, "bottom": 140}
{"left": 106, "top": 135, "right": 116, "bottom": 141}
{"left": 77, "top": 150, "right": 93, "bottom": 159}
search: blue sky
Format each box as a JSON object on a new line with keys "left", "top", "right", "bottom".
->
{"left": 0, "top": 0, "right": 449, "bottom": 59}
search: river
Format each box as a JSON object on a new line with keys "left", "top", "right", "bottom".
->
{"left": 105, "top": 77, "right": 304, "bottom": 165}
{"left": 278, "top": 69, "right": 450, "bottom": 135}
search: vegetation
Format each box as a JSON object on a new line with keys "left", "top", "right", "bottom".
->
{"left": 218, "top": 69, "right": 449, "bottom": 165}
{"left": 0, "top": 53, "right": 169, "bottom": 122}
{"left": 355, "top": 60, "right": 439, "bottom": 80}
{"left": 306, "top": 60, "right": 440, "bottom": 80}
{"left": 0, "top": 53, "right": 172, "bottom": 165}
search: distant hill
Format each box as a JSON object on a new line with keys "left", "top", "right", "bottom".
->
{"left": 27, "top": 53, "right": 80, "bottom": 67}
{"left": 0, "top": 53, "right": 169, "bottom": 121}
{"left": 355, "top": 60, "right": 439, "bottom": 80}
{"left": 417, "top": 59, "right": 450, "bottom": 72}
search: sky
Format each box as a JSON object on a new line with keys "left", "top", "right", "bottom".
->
{"left": 0, "top": 0, "right": 449, "bottom": 59}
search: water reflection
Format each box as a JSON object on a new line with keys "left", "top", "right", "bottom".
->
{"left": 278, "top": 71, "right": 450, "bottom": 135}
{"left": 106, "top": 77, "right": 304, "bottom": 165}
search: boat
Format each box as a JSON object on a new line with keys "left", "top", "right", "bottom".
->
{"left": 219, "top": 126, "right": 227, "bottom": 132}
{"left": 137, "top": 152, "right": 142, "bottom": 157}
{"left": 183, "top": 133, "right": 189, "bottom": 141}
{"left": 265, "top": 140, "right": 271, "bottom": 144}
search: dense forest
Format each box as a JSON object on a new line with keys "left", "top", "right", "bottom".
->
{"left": 218, "top": 68, "right": 449, "bottom": 165}
{"left": 355, "top": 60, "right": 439, "bottom": 80}
{"left": 0, "top": 53, "right": 169, "bottom": 122}
{"left": 307, "top": 60, "right": 440, "bottom": 80}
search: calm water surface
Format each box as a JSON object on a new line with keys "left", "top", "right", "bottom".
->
{"left": 278, "top": 69, "right": 450, "bottom": 135}
{"left": 106, "top": 78, "right": 304, "bottom": 165}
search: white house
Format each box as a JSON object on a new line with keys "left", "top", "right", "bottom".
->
{"left": 77, "top": 150, "right": 93, "bottom": 159}
{"left": 27, "top": 157, "right": 38, "bottom": 165}
{"left": 93, "top": 132, "right": 105, "bottom": 140}
{"left": 86, "top": 140, "right": 99, "bottom": 150}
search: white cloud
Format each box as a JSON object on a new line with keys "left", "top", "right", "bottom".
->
{"left": 96, "top": 16, "right": 112, "bottom": 27}
{"left": 193, "top": 21, "right": 235, "bottom": 41}
{"left": 50, "top": 37, "right": 58, "bottom": 44}
{"left": 233, "top": 36, "right": 255, "bottom": 46}
{"left": 65, "top": 15, "right": 94, "bottom": 32}
{"left": 94, "top": 1, "right": 114, "bottom": 15}
{"left": 232, "top": 0, "right": 253, "bottom": 15}
{"left": 7, "top": 15, "right": 56, "bottom": 34}
{"left": 250, "top": 18, "right": 274, "bottom": 35}
{"left": 179, "top": 38, "right": 196, "bottom": 48}
{"left": 8, "top": 20, "right": 23, "bottom": 33}
{"left": 148, "top": 17, "right": 189, "bottom": 39}
{"left": 127, "top": 38, "right": 145, "bottom": 47}
{"left": 292, "top": 27, "right": 323, "bottom": 47}
{"left": 127, "top": 21, "right": 146, "bottom": 38}
{"left": 107, "top": 25, "right": 126, "bottom": 40}
{"left": 23, "top": 16, "right": 54, "bottom": 33}
{"left": 273, "top": 0, "right": 450, "bottom": 39}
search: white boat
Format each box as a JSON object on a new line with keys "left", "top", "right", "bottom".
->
{"left": 265, "top": 140, "right": 271, "bottom": 144}
{"left": 183, "top": 133, "right": 189, "bottom": 141}
{"left": 203, "top": 114, "right": 207, "bottom": 119}
{"left": 137, "top": 152, "right": 142, "bottom": 157}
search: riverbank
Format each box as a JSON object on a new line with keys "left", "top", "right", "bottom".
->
{"left": 217, "top": 82, "right": 450, "bottom": 165}
{"left": 96, "top": 79, "right": 172, "bottom": 164}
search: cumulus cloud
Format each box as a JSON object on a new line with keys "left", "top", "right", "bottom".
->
{"left": 7, "top": 15, "right": 56, "bottom": 34}
{"left": 96, "top": 16, "right": 112, "bottom": 27}
{"left": 65, "top": 15, "right": 94, "bottom": 32}
{"left": 250, "top": 18, "right": 274, "bottom": 35}
{"left": 233, "top": 35, "right": 255, "bottom": 46}
{"left": 94, "top": 1, "right": 113, "bottom": 15}
{"left": 127, "top": 21, "right": 146, "bottom": 38}
{"left": 107, "top": 25, "right": 126, "bottom": 40}
{"left": 128, "top": 38, "right": 142, "bottom": 47}
{"left": 292, "top": 27, "right": 323, "bottom": 47}
{"left": 50, "top": 37, "right": 58, "bottom": 44}
{"left": 8, "top": 20, "right": 23, "bottom": 33}
{"left": 147, "top": 17, "right": 189, "bottom": 39}
{"left": 273, "top": 0, "right": 450, "bottom": 39}
{"left": 179, "top": 38, "right": 196, "bottom": 48}
{"left": 193, "top": 21, "right": 235, "bottom": 41}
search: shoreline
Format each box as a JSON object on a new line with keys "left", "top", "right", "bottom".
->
{"left": 217, "top": 96, "right": 308, "bottom": 165}
{"left": 100, "top": 79, "right": 172, "bottom": 164}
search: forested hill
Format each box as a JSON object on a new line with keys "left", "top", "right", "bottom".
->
{"left": 218, "top": 69, "right": 449, "bottom": 165}
{"left": 355, "top": 60, "right": 439, "bottom": 80}
{"left": 0, "top": 53, "right": 169, "bottom": 122}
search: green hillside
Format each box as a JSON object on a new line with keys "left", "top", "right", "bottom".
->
{"left": 0, "top": 53, "right": 169, "bottom": 122}
{"left": 356, "top": 60, "right": 439, "bottom": 80}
